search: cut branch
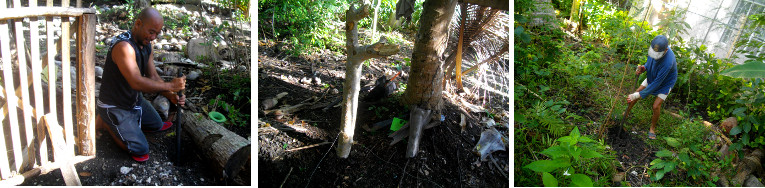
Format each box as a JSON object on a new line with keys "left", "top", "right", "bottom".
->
{"left": 337, "top": 4, "right": 399, "bottom": 158}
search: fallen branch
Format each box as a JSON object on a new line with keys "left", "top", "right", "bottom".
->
{"left": 286, "top": 142, "right": 332, "bottom": 152}
{"left": 279, "top": 167, "right": 293, "bottom": 188}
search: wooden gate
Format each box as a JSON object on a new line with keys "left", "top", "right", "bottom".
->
{"left": 0, "top": 0, "right": 96, "bottom": 185}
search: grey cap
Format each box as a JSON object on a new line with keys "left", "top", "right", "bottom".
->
{"left": 650, "top": 35, "right": 669, "bottom": 52}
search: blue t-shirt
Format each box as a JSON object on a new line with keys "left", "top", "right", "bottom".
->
{"left": 639, "top": 48, "right": 677, "bottom": 98}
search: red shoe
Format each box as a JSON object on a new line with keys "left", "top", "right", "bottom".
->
{"left": 132, "top": 154, "right": 149, "bottom": 162}
{"left": 144, "top": 122, "right": 173, "bottom": 133}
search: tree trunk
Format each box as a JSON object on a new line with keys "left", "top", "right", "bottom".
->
{"left": 336, "top": 4, "right": 399, "bottom": 158}
{"left": 403, "top": 0, "right": 458, "bottom": 110}
{"left": 182, "top": 113, "right": 250, "bottom": 185}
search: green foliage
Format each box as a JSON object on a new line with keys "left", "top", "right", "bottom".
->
{"left": 649, "top": 121, "right": 732, "bottom": 186}
{"left": 217, "top": 0, "right": 251, "bottom": 22}
{"left": 258, "top": 0, "right": 347, "bottom": 53}
{"left": 523, "top": 127, "right": 608, "bottom": 187}
{"left": 551, "top": 0, "right": 573, "bottom": 19}
{"left": 720, "top": 61, "right": 765, "bottom": 78}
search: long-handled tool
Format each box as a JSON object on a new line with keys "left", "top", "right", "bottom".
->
{"left": 175, "top": 70, "right": 185, "bottom": 165}
{"left": 617, "top": 67, "right": 642, "bottom": 127}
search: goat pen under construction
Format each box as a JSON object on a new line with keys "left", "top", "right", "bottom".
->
{"left": 0, "top": 0, "right": 96, "bottom": 185}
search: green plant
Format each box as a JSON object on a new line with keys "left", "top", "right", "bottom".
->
{"left": 367, "top": 105, "right": 389, "bottom": 119}
{"left": 523, "top": 127, "right": 606, "bottom": 186}
{"left": 650, "top": 120, "right": 728, "bottom": 186}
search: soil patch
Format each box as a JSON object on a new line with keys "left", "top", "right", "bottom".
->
{"left": 606, "top": 125, "right": 657, "bottom": 186}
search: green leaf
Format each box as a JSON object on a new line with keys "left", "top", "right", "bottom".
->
{"left": 570, "top": 126, "right": 581, "bottom": 138}
{"left": 654, "top": 170, "right": 666, "bottom": 181}
{"left": 744, "top": 121, "right": 752, "bottom": 133}
{"left": 542, "top": 172, "right": 558, "bottom": 187}
{"left": 664, "top": 161, "right": 677, "bottom": 172}
{"left": 720, "top": 61, "right": 765, "bottom": 78}
{"left": 743, "top": 134, "right": 750, "bottom": 145}
{"left": 578, "top": 136, "right": 595, "bottom": 143}
{"left": 733, "top": 107, "right": 747, "bottom": 117}
{"left": 556, "top": 136, "right": 575, "bottom": 145}
{"left": 656, "top": 150, "right": 673, "bottom": 157}
{"left": 581, "top": 149, "right": 604, "bottom": 159}
{"left": 730, "top": 125, "right": 742, "bottom": 135}
{"left": 570, "top": 174, "right": 593, "bottom": 187}
{"left": 524, "top": 158, "right": 570, "bottom": 173}
{"left": 650, "top": 160, "right": 666, "bottom": 170}
{"left": 541, "top": 146, "right": 568, "bottom": 159}
{"left": 664, "top": 137, "right": 681, "bottom": 148}
{"left": 679, "top": 153, "right": 691, "bottom": 164}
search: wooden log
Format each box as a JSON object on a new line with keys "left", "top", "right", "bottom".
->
{"left": 29, "top": 0, "right": 48, "bottom": 167}
{"left": 0, "top": 1, "right": 25, "bottom": 174}
{"left": 0, "top": 7, "right": 96, "bottom": 21}
{"left": 76, "top": 13, "right": 96, "bottom": 156}
{"left": 40, "top": 113, "right": 81, "bottom": 186}
{"left": 183, "top": 113, "right": 250, "bottom": 183}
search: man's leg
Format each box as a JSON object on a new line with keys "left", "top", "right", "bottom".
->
{"left": 139, "top": 97, "right": 165, "bottom": 131}
{"left": 650, "top": 96, "right": 665, "bottom": 136}
{"left": 97, "top": 107, "right": 150, "bottom": 156}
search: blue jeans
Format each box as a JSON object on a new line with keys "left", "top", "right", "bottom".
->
{"left": 97, "top": 97, "right": 163, "bottom": 155}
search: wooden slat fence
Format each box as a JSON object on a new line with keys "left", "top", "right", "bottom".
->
{"left": 0, "top": 0, "right": 96, "bottom": 183}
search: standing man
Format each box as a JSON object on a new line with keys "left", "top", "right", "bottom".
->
{"left": 623, "top": 35, "right": 677, "bottom": 140}
{"left": 96, "top": 8, "right": 186, "bottom": 162}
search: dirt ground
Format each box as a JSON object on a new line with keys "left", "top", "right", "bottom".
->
{"left": 606, "top": 122, "right": 658, "bottom": 186}
{"left": 257, "top": 40, "right": 509, "bottom": 187}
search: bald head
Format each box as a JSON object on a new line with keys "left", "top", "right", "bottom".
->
{"left": 136, "top": 7, "right": 163, "bottom": 23}
{"left": 132, "top": 7, "right": 164, "bottom": 46}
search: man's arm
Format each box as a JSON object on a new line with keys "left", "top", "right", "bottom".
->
{"left": 112, "top": 41, "right": 185, "bottom": 93}
{"left": 145, "top": 52, "right": 186, "bottom": 106}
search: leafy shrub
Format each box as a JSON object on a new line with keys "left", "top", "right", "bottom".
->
{"left": 523, "top": 127, "right": 611, "bottom": 186}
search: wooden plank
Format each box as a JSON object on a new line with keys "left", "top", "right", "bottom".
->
{"left": 0, "top": 19, "right": 11, "bottom": 180}
{"left": 13, "top": 0, "right": 35, "bottom": 172}
{"left": 76, "top": 13, "right": 96, "bottom": 156}
{"left": 0, "top": 0, "right": 25, "bottom": 175}
{"left": 29, "top": 0, "right": 48, "bottom": 167}
{"left": 61, "top": 15, "right": 75, "bottom": 156}
{"left": 46, "top": 16, "right": 58, "bottom": 138}
{"left": 41, "top": 114, "right": 81, "bottom": 186}
{"left": 0, "top": 7, "right": 96, "bottom": 20}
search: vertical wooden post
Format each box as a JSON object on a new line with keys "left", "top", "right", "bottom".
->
{"left": 76, "top": 13, "right": 96, "bottom": 156}
{"left": 29, "top": 0, "right": 49, "bottom": 167}
{"left": 61, "top": 0, "right": 76, "bottom": 157}
{"left": 0, "top": 1, "right": 24, "bottom": 174}
{"left": 12, "top": 0, "right": 35, "bottom": 171}
{"left": 0, "top": 1, "right": 14, "bottom": 179}
{"left": 46, "top": 0, "right": 59, "bottom": 161}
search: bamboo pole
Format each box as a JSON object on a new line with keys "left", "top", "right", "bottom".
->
{"left": 13, "top": 1, "right": 35, "bottom": 171}
{"left": 29, "top": 0, "right": 48, "bottom": 167}
{"left": 0, "top": 7, "right": 96, "bottom": 21}
{"left": 0, "top": 0, "right": 24, "bottom": 174}
{"left": 76, "top": 13, "right": 96, "bottom": 156}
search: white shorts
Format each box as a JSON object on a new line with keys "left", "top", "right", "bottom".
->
{"left": 641, "top": 79, "right": 671, "bottom": 100}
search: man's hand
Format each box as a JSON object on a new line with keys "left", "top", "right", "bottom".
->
{"left": 635, "top": 65, "right": 646, "bottom": 75}
{"left": 627, "top": 92, "right": 640, "bottom": 102}
{"left": 168, "top": 76, "right": 186, "bottom": 92}
{"left": 168, "top": 93, "right": 186, "bottom": 107}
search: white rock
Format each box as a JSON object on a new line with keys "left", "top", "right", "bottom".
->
{"left": 120, "top": 166, "right": 132, "bottom": 174}
{"left": 187, "top": 38, "right": 219, "bottom": 61}
{"left": 170, "top": 38, "right": 179, "bottom": 44}
{"left": 186, "top": 70, "right": 200, "bottom": 80}
{"left": 95, "top": 66, "right": 103, "bottom": 79}
{"left": 153, "top": 95, "right": 170, "bottom": 118}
